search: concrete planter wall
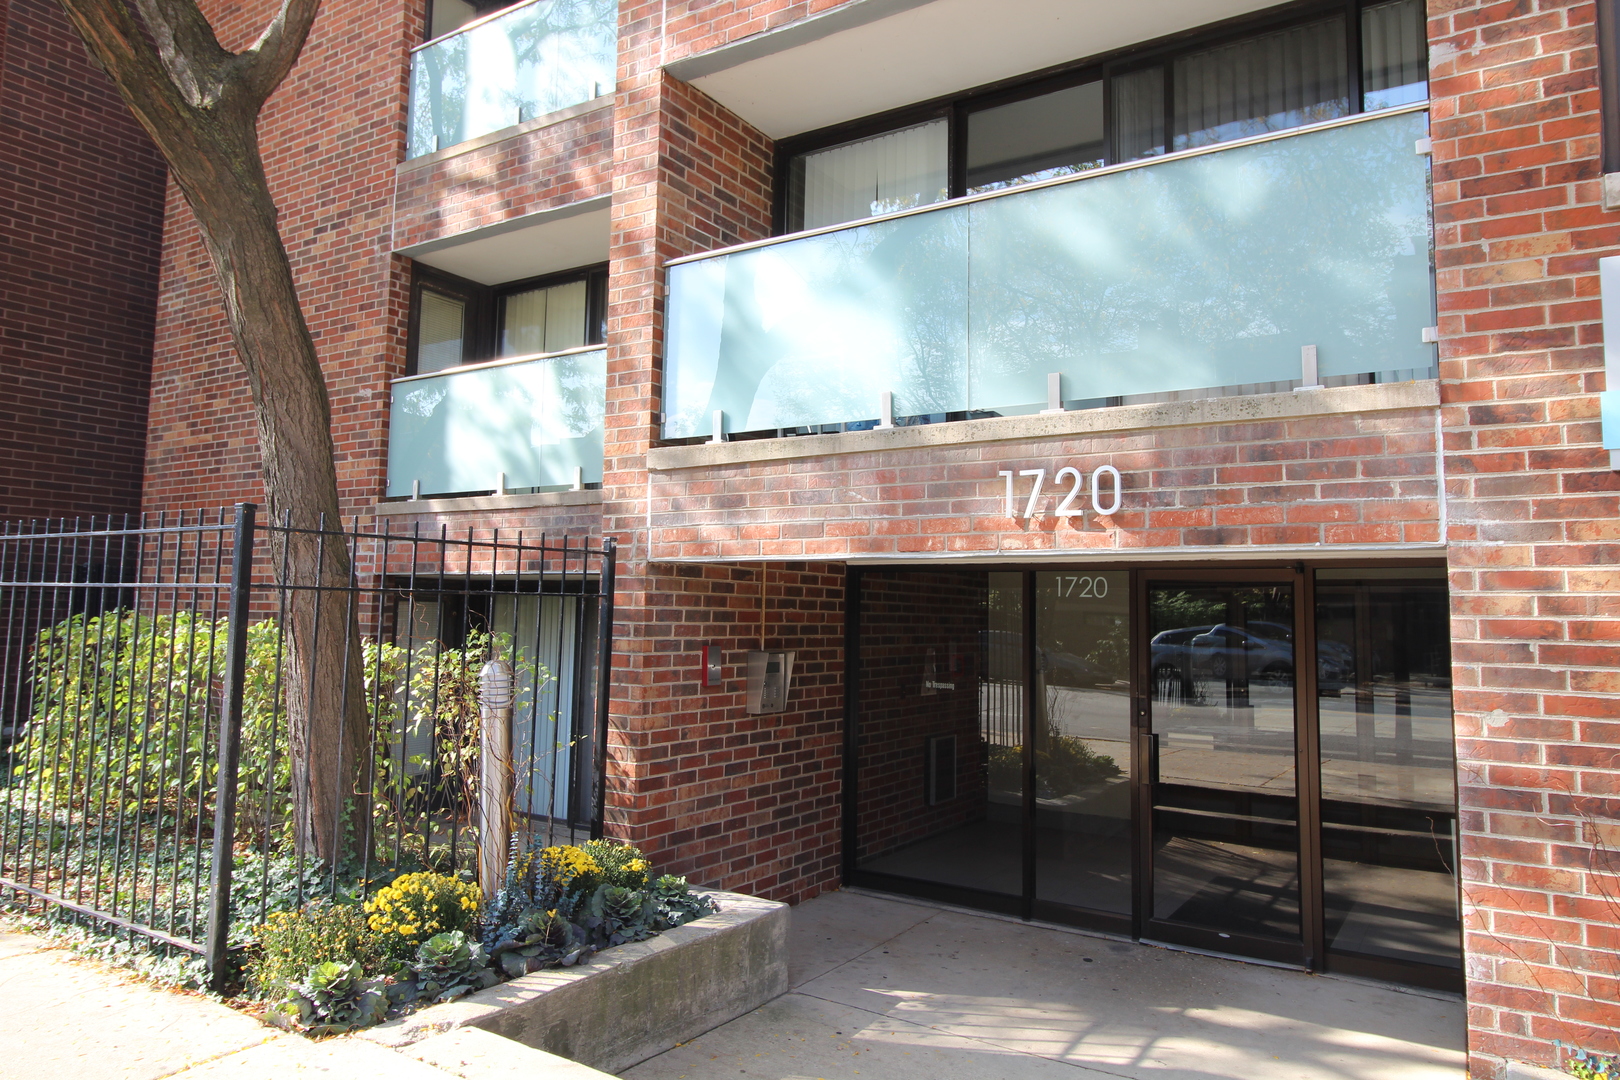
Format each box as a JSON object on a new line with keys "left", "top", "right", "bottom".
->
{"left": 359, "top": 891, "right": 788, "bottom": 1075}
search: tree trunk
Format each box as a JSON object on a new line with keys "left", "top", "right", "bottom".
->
{"left": 52, "top": 0, "right": 367, "bottom": 863}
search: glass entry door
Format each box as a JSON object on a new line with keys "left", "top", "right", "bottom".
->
{"left": 1142, "top": 579, "right": 1305, "bottom": 963}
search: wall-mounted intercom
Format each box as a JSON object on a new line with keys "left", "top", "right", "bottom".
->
{"left": 745, "top": 649, "right": 794, "bottom": 714}
{"left": 698, "top": 643, "right": 722, "bottom": 689}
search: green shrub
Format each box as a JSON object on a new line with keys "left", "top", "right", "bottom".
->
{"left": 20, "top": 612, "right": 531, "bottom": 856}
{"left": 583, "top": 839, "right": 651, "bottom": 890}
{"left": 364, "top": 871, "right": 481, "bottom": 961}
{"left": 269, "top": 960, "right": 388, "bottom": 1036}
{"left": 248, "top": 901, "right": 378, "bottom": 998}
{"left": 1566, "top": 1049, "right": 1618, "bottom": 1080}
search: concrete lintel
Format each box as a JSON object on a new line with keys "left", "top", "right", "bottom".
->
{"left": 648, "top": 542, "right": 1449, "bottom": 567}
{"left": 647, "top": 380, "right": 1441, "bottom": 472}
{"left": 372, "top": 490, "right": 603, "bottom": 516}
{"left": 397, "top": 98, "right": 614, "bottom": 174}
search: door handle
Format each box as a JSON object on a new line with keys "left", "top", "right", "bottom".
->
{"left": 1139, "top": 732, "right": 1159, "bottom": 785}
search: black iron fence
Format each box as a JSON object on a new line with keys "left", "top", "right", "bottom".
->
{"left": 0, "top": 506, "right": 616, "bottom": 982}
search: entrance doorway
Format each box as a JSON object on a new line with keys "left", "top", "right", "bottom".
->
{"left": 846, "top": 563, "right": 1461, "bottom": 991}
{"left": 1143, "top": 576, "right": 1302, "bottom": 963}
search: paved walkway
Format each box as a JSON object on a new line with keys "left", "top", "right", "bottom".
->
{"left": 0, "top": 891, "right": 1467, "bottom": 1080}
{"left": 624, "top": 889, "right": 1467, "bottom": 1080}
{"left": 0, "top": 931, "right": 602, "bottom": 1080}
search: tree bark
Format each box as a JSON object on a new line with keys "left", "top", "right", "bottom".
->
{"left": 54, "top": 0, "right": 367, "bottom": 863}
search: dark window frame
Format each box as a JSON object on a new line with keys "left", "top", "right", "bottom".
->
{"left": 774, "top": 0, "right": 1420, "bottom": 234}
{"left": 406, "top": 262, "right": 609, "bottom": 376}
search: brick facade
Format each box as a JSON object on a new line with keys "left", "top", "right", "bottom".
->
{"left": 1431, "top": 0, "right": 1620, "bottom": 1069}
{"left": 0, "top": 0, "right": 164, "bottom": 521}
{"left": 120, "top": 0, "right": 1620, "bottom": 1072}
{"left": 141, "top": 0, "right": 418, "bottom": 516}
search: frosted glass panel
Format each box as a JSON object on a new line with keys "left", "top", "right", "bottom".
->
{"left": 663, "top": 110, "right": 1434, "bottom": 439}
{"left": 969, "top": 109, "right": 1434, "bottom": 406}
{"left": 387, "top": 348, "right": 605, "bottom": 496}
{"left": 664, "top": 209, "right": 969, "bottom": 437}
{"left": 789, "top": 120, "right": 950, "bottom": 231}
{"left": 408, "top": 0, "right": 617, "bottom": 159}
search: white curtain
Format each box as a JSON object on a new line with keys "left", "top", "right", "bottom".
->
{"left": 1173, "top": 17, "right": 1349, "bottom": 151}
{"left": 1362, "top": 0, "right": 1428, "bottom": 110}
{"left": 795, "top": 119, "right": 949, "bottom": 231}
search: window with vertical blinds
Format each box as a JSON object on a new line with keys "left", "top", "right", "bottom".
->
{"left": 778, "top": 0, "right": 1429, "bottom": 231}
{"left": 408, "top": 266, "right": 605, "bottom": 374}
{"left": 787, "top": 119, "right": 949, "bottom": 232}
{"left": 1362, "top": 0, "right": 1429, "bottom": 110}
{"left": 416, "top": 290, "right": 466, "bottom": 374}
{"left": 501, "top": 279, "right": 588, "bottom": 357}
{"left": 1172, "top": 17, "right": 1349, "bottom": 152}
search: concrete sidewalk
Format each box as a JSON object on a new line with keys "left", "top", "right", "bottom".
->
{"left": 624, "top": 889, "right": 1467, "bottom": 1080}
{"left": 0, "top": 931, "right": 604, "bottom": 1080}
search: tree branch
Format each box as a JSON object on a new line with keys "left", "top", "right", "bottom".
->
{"left": 231, "top": 0, "right": 322, "bottom": 108}
{"left": 54, "top": 0, "right": 191, "bottom": 126}
{"left": 128, "top": 0, "right": 232, "bottom": 107}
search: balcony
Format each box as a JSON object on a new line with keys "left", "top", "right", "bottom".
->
{"left": 407, "top": 0, "right": 617, "bottom": 160}
{"left": 662, "top": 106, "right": 1436, "bottom": 441}
{"left": 386, "top": 347, "right": 606, "bottom": 498}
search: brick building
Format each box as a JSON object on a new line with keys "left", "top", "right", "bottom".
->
{"left": 0, "top": 0, "right": 166, "bottom": 521}
{"left": 131, "top": 0, "right": 1620, "bottom": 1073}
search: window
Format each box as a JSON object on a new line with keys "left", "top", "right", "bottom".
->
{"left": 786, "top": 120, "right": 950, "bottom": 232}
{"left": 426, "top": 0, "right": 522, "bottom": 40}
{"left": 407, "top": 265, "right": 607, "bottom": 376}
{"left": 778, "top": 0, "right": 1428, "bottom": 232}
{"left": 966, "top": 81, "right": 1105, "bottom": 194}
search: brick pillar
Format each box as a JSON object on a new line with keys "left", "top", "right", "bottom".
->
{"left": 601, "top": 17, "right": 843, "bottom": 900}
{"left": 1431, "top": 0, "right": 1620, "bottom": 1072}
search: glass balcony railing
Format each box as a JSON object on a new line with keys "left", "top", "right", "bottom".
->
{"left": 386, "top": 347, "right": 606, "bottom": 498}
{"left": 662, "top": 106, "right": 1436, "bottom": 441}
{"left": 407, "top": 0, "right": 617, "bottom": 160}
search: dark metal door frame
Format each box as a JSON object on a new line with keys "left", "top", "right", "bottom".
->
{"left": 1133, "top": 566, "right": 1316, "bottom": 968}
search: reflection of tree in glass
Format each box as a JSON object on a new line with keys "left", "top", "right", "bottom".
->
{"left": 972, "top": 115, "right": 1428, "bottom": 401}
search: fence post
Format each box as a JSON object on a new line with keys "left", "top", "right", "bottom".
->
{"left": 590, "top": 536, "right": 617, "bottom": 840}
{"left": 206, "top": 503, "right": 256, "bottom": 988}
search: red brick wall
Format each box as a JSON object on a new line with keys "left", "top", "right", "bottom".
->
{"left": 392, "top": 105, "right": 615, "bottom": 249}
{"left": 645, "top": 399, "right": 1443, "bottom": 560}
{"left": 0, "top": 0, "right": 165, "bottom": 522}
{"left": 603, "top": 5, "right": 848, "bottom": 900}
{"left": 142, "top": 0, "right": 418, "bottom": 517}
{"left": 609, "top": 561, "right": 843, "bottom": 902}
{"left": 1430, "top": 0, "right": 1620, "bottom": 1071}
